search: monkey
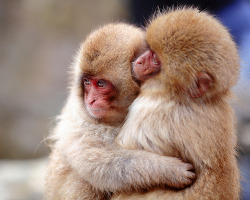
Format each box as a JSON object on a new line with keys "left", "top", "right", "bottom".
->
{"left": 113, "top": 8, "right": 240, "bottom": 200}
{"left": 45, "top": 23, "right": 196, "bottom": 200}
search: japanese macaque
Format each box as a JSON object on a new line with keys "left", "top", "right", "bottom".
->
{"left": 114, "top": 8, "right": 240, "bottom": 200}
{"left": 45, "top": 23, "right": 195, "bottom": 200}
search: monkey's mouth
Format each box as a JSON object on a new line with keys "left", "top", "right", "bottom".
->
{"left": 88, "top": 108, "right": 109, "bottom": 113}
{"left": 87, "top": 107, "right": 111, "bottom": 118}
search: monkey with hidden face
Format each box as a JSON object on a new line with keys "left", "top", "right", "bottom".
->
{"left": 45, "top": 23, "right": 195, "bottom": 200}
{"left": 113, "top": 8, "right": 240, "bottom": 200}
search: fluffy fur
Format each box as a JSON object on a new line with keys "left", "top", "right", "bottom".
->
{"left": 114, "top": 8, "right": 240, "bottom": 200}
{"left": 45, "top": 23, "right": 195, "bottom": 200}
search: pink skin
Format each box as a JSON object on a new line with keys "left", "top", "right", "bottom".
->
{"left": 83, "top": 77, "right": 116, "bottom": 119}
{"left": 132, "top": 50, "right": 161, "bottom": 82}
{"left": 188, "top": 72, "right": 213, "bottom": 98}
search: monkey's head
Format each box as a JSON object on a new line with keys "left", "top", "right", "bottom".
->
{"left": 71, "top": 23, "right": 147, "bottom": 125}
{"left": 145, "top": 8, "right": 240, "bottom": 102}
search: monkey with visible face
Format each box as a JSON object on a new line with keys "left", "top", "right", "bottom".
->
{"left": 114, "top": 8, "right": 240, "bottom": 200}
{"left": 45, "top": 23, "right": 196, "bottom": 200}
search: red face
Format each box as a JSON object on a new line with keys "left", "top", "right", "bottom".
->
{"left": 83, "top": 76, "right": 117, "bottom": 120}
{"left": 132, "top": 50, "right": 161, "bottom": 82}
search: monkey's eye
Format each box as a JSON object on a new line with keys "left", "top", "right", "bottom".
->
{"left": 97, "top": 80, "right": 107, "bottom": 88}
{"left": 153, "top": 53, "right": 160, "bottom": 65}
{"left": 83, "top": 79, "right": 91, "bottom": 86}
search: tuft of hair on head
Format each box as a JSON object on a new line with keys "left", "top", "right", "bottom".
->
{"left": 146, "top": 7, "right": 240, "bottom": 103}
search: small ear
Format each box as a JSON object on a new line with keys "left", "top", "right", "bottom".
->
{"left": 189, "top": 72, "right": 213, "bottom": 98}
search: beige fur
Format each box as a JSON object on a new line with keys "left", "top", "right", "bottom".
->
{"left": 114, "top": 8, "right": 240, "bottom": 200}
{"left": 45, "top": 23, "right": 195, "bottom": 200}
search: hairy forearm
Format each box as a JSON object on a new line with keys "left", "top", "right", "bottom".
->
{"left": 60, "top": 139, "right": 163, "bottom": 192}
{"left": 56, "top": 131, "right": 190, "bottom": 193}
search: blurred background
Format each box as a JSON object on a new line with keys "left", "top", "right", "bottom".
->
{"left": 0, "top": 0, "right": 249, "bottom": 199}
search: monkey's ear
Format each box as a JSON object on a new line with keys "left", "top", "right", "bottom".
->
{"left": 189, "top": 72, "right": 213, "bottom": 98}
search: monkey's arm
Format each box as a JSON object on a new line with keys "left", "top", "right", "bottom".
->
{"left": 55, "top": 124, "right": 194, "bottom": 194}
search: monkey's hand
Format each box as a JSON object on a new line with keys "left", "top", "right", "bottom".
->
{"left": 161, "top": 157, "right": 196, "bottom": 189}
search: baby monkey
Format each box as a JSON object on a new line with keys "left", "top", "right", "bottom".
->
{"left": 115, "top": 8, "right": 240, "bottom": 200}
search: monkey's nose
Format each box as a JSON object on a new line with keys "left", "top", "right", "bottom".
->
{"left": 136, "top": 58, "right": 144, "bottom": 66}
{"left": 90, "top": 99, "right": 96, "bottom": 105}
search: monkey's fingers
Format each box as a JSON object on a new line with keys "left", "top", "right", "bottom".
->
{"left": 167, "top": 161, "right": 197, "bottom": 189}
{"left": 186, "top": 163, "right": 194, "bottom": 171}
{"left": 186, "top": 171, "right": 196, "bottom": 181}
